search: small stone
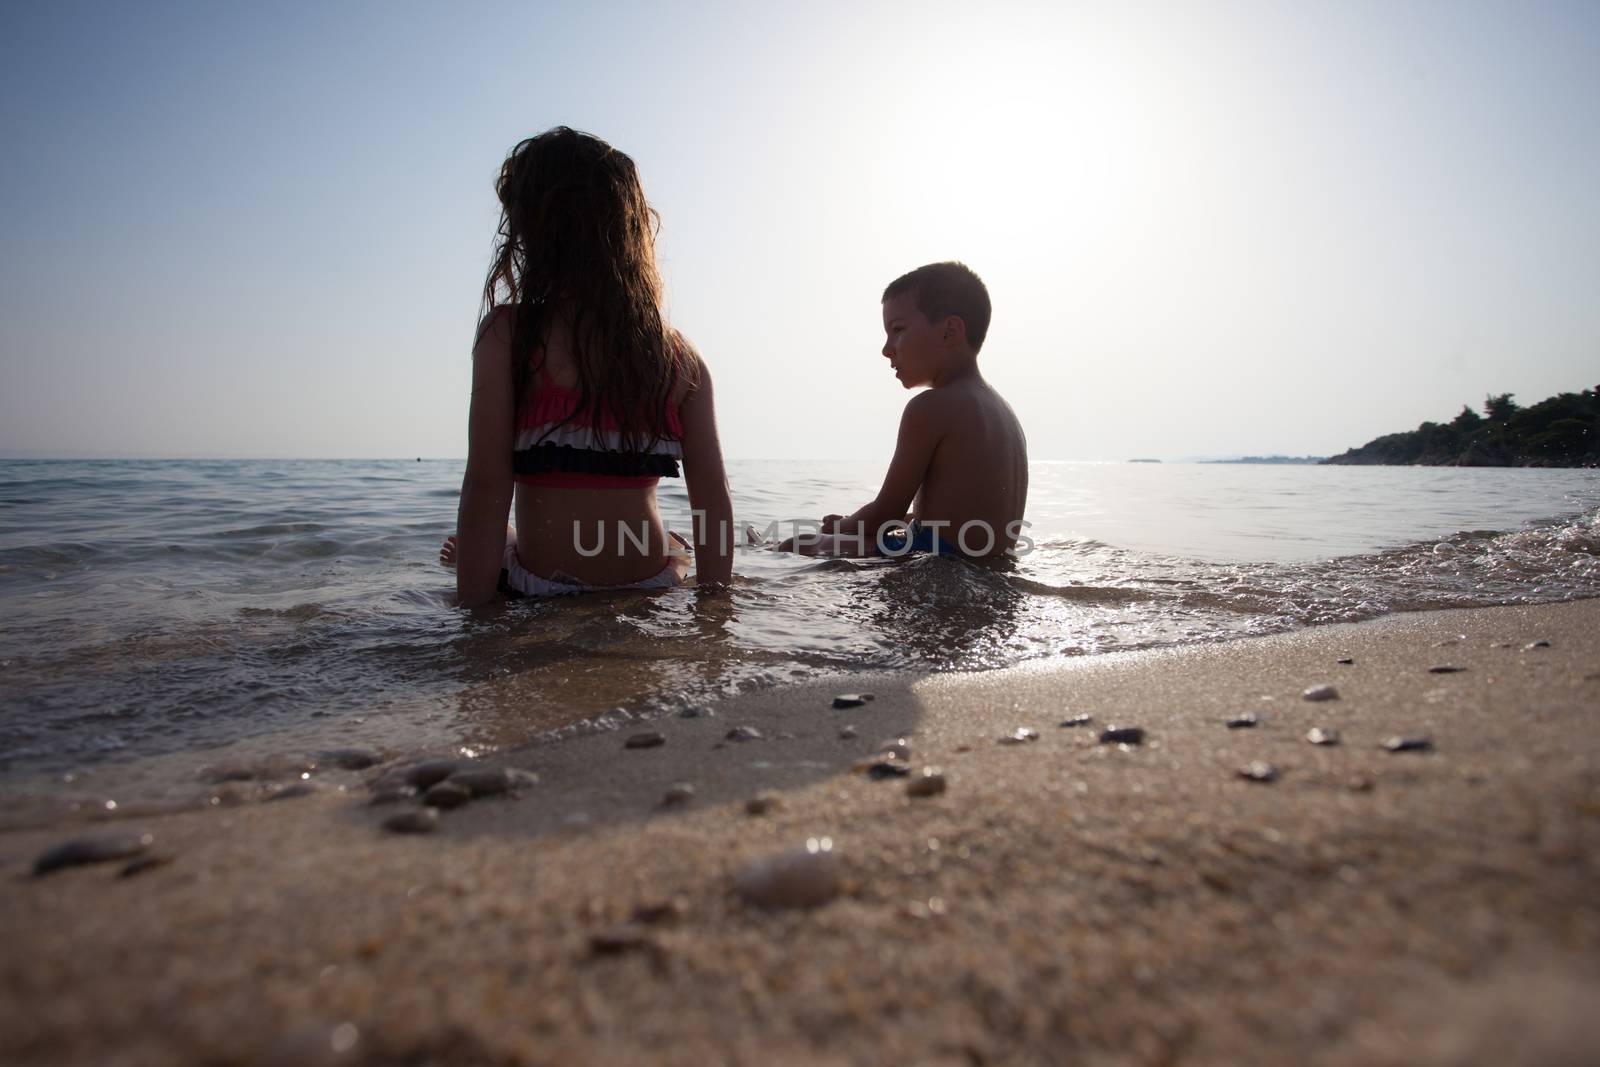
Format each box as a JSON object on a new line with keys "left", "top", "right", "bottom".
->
{"left": 1383, "top": 735, "right": 1433, "bottom": 753}
{"left": 907, "top": 769, "right": 947, "bottom": 797}
{"left": 1226, "top": 713, "right": 1258, "bottom": 729}
{"left": 744, "top": 792, "right": 780, "bottom": 815}
{"left": 999, "top": 728, "right": 1039, "bottom": 745}
{"left": 832, "top": 694, "right": 872, "bottom": 709}
{"left": 383, "top": 808, "right": 440, "bottom": 834}
{"left": 724, "top": 726, "right": 763, "bottom": 742}
{"left": 1307, "top": 727, "right": 1341, "bottom": 746}
{"left": 318, "top": 747, "right": 382, "bottom": 770}
{"left": 866, "top": 759, "right": 911, "bottom": 779}
{"left": 589, "top": 924, "right": 653, "bottom": 955}
{"left": 632, "top": 896, "right": 689, "bottom": 924}
{"left": 838, "top": 725, "right": 858, "bottom": 740}
{"left": 1428, "top": 665, "right": 1466, "bottom": 674}
{"left": 266, "top": 781, "right": 317, "bottom": 802}
{"left": 34, "top": 832, "right": 153, "bottom": 875}
{"left": 1237, "top": 761, "right": 1279, "bottom": 783}
{"left": 118, "top": 853, "right": 175, "bottom": 878}
{"left": 404, "top": 760, "right": 459, "bottom": 790}
{"left": 423, "top": 781, "right": 472, "bottom": 809}
{"left": 1336, "top": 657, "right": 1354, "bottom": 665}
{"left": 1347, "top": 775, "right": 1375, "bottom": 793}
{"left": 1058, "top": 715, "right": 1094, "bottom": 728}
{"left": 369, "top": 785, "right": 416, "bottom": 805}
{"left": 450, "top": 767, "right": 518, "bottom": 797}
{"left": 1524, "top": 640, "right": 1551, "bottom": 650}
{"left": 661, "top": 782, "right": 696, "bottom": 806}
{"left": 733, "top": 838, "right": 841, "bottom": 908}
{"left": 1098, "top": 726, "right": 1145, "bottom": 745}
{"left": 679, "top": 705, "right": 714, "bottom": 718}
{"left": 625, "top": 731, "right": 666, "bottom": 750}
{"left": 1303, "top": 685, "right": 1339, "bottom": 702}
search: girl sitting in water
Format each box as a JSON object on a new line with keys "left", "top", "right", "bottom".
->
{"left": 441, "top": 127, "right": 734, "bottom": 606}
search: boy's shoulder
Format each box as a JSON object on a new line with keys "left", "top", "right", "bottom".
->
{"left": 913, "top": 375, "right": 1009, "bottom": 413}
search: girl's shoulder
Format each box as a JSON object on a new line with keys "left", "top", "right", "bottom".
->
{"left": 473, "top": 304, "right": 518, "bottom": 352}
{"left": 668, "top": 327, "right": 708, "bottom": 408}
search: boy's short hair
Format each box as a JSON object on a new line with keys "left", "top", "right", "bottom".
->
{"left": 882, "top": 261, "right": 991, "bottom": 353}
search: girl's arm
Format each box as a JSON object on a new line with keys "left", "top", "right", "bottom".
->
{"left": 455, "top": 309, "right": 517, "bottom": 607}
{"left": 678, "top": 350, "right": 734, "bottom": 587}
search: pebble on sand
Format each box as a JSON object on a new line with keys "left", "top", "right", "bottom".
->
{"left": 1306, "top": 727, "right": 1341, "bottom": 746}
{"left": 1428, "top": 665, "right": 1466, "bottom": 674}
{"left": 403, "top": 760, "right": 459, "bottom": 790}
{"left": 733, "top": 837, "right": 841, "bottom": 908}
{"left": 1337, "top": 657, "right": 1355, "bottom": 665}
{"left": 423, "top": 781, "right": 472, "bottom": 809}
{"left": 34, "top": 832, "right": 153, "bottom": 876}
{"left": 865, "top": 759, "right": 912, "bottom": 779}
{"left": 907, "top": 768, "right": 947, "bottom": 797}
{"left": 1303, "top": 684, "right": 1339, "bottom": 702}
{"left": 838, "top": 725, "right": 858, "bottom": 740}
{"left": 724, "top": 726, "right": 763, "bottom": 742}
{"left": 679, "top": 705, "right": 714, "bottom": 718}
{"left": 744, "top": 792, "right": 780, "bottom": 815}
{"left": 383, "top": 809, "right": 441, "bottom": 834}
{"left": 832, "top": 694, "right": 874, "bottom": 709}
{"left": 1525, "top": 640, "right": 1552, "bottom": 650}
{"left": 1098, "top": 726, "right": 1145, "bottom": 745}
{"left": 1058, "top": 715, "right": 1094, "bottom": 728}
{"left": 1226, "top": 713, "right": 1259, "bottom": 729}
{"left": 317, "top": 747, "right": 383, "bottom": 770}
{"left": 450, "top": 767, "right": 525, "bottom": 797}
{"left": 1237, "top": 761, "right": 1279, "bottom": 783}
{"left": 999, "top": 728, "right": 1040, "bottom": 745}
{"left": 624, "top": 732, "right": 666, "bottom": 750}
{"left": 661, "top": 782, "right": 696, "bottom": 806}
{"left": 588, "top": 924, "right": 654, "bottom": 956}
{"left": 1383, "top": 735, "right": 1434, "bottom": 753}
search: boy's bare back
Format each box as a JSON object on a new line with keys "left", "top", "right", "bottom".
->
{"left": 905, "top": 372, "right": 1028, "bottom": 556}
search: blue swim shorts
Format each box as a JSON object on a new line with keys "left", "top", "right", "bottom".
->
{"left": 875, "top": 522, "right": 965, "bottom": 558}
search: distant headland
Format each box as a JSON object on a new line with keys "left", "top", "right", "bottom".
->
{"left": 1202, "top": 455, "right": 1327, "bottom": 465}
{"left": 1323, "top": 388, "right": 1598, "bottom": 467}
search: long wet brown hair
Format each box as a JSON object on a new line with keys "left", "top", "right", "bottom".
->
{"left": 481, "top": 127, "right": 694, "bottom": 451}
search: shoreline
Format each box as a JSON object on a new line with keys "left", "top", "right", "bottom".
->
{"left": 3, "top": 599, "right": 1599, "bottom": 1064}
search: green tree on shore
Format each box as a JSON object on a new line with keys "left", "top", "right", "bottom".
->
{"left": 1323, "top": 387, "right": 1597, "bottom": 467}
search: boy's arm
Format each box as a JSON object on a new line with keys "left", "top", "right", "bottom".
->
{"left": 455, "top": 309, "right": 516, "bottom": 607}
{"left": 828, "top": 393, "right": 941, "bottom": 546}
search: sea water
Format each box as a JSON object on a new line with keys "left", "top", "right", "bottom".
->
{"left": 1, "top": 459, "right": 1597, "bottom": 791}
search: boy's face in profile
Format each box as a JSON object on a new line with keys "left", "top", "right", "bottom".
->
{"left": 881, "top": 293, "right": 945, "bottom": 390}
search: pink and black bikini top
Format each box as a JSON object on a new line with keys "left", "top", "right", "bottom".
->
{"left": 513, "top": 363, "right": 684, "bottom": 490}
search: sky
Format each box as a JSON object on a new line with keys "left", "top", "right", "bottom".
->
{"left": 1, "top": 0, "right": 1596, "bottom": 461}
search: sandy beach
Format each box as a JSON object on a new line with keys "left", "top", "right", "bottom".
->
{"left": 3, "top": 598, "right": 1599, "bottom": 1066}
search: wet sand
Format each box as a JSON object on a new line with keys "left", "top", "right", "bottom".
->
{"left": 3, "top": 599, "right": 1599, "bottom": 1066}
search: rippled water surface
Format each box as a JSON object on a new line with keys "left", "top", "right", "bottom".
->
{"left": 1, "top": 459, "right": 1597, "bottom": 781}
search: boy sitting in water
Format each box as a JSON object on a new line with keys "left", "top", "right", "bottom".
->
{"left": 786, "top": 261, "right": 1029, "bottom": 558}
